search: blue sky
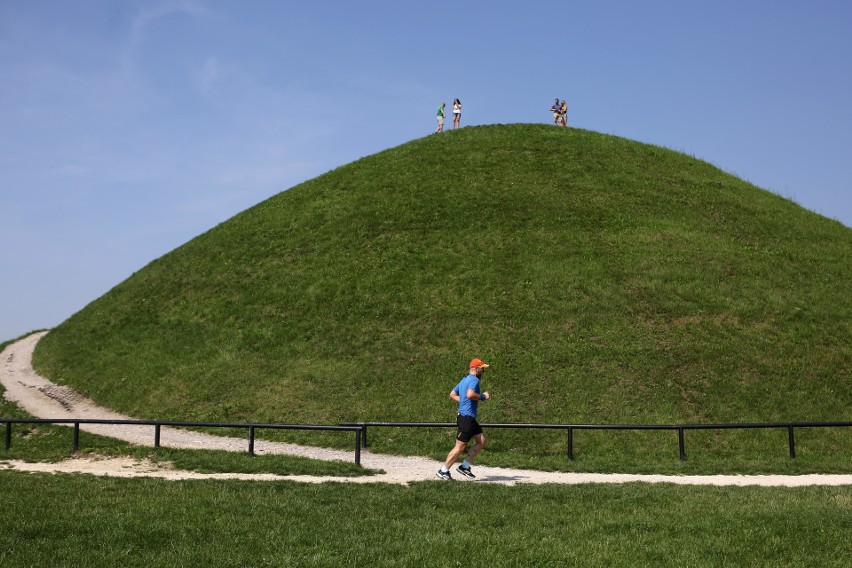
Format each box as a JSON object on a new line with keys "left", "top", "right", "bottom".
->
{"left": 1, "top": 0, "right": 850, "bottom": 341}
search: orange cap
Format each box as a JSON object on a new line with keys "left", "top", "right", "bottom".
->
{"left": 469, "top": 358, "right": 490, "bottom": 369}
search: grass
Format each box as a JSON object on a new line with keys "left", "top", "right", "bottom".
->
{"left": 27, "top": 124, "right": 852, "bottom": 473}
{"left": 0, "top": 471, "right": 849, "bottom": 567}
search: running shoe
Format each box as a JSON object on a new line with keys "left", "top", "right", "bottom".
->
{"left": 456, "top": 465, "right": 476, "bottom": 479}
{"left": 435, "top": 469, "right": 453, "bottom": 481}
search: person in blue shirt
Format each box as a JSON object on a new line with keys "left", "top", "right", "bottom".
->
{"left": 549, "top": 97, "right": 560, "bottom": 125}
{"left": 436, "top": 358, "right": 492, "bottom": 480}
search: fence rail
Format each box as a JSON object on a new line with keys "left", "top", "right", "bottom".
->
{"left": 1, "top": 418, "right": 364, "bottom": 465}
{"left": 339, "top": 421, "right": 852, "bottom": 461}
{"left": 4, "top": 417, "right": 849, "bottom": 465}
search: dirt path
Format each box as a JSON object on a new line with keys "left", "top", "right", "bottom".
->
{"left": 2, "top": 332, "right": 850, "bottom": 486}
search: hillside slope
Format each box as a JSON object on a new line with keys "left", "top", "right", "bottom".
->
{"left": 34, "top": 125, "right": 850, "bottom": 469}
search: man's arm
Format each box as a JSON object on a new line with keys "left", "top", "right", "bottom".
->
{"left": 466, "top": 388, "right": 489, "bottom": 401}
{"left": 450, "top": 389, "right": 461, "bottom": 403}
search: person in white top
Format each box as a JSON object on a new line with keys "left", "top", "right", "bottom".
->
{"left": 452, "top": 98, "right": 462, "bottom": 129}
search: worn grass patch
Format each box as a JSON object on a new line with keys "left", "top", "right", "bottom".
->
{"left": 0, "top": 385, "right": 376, "bottom": 477}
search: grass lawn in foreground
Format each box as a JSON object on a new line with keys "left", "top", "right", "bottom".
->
{"left": 0, "top": 471, "right": 849, "bottom": 567}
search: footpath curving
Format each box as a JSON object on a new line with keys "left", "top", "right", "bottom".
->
{"left": 2, "top": 332, "right": 850, "bottom": 487}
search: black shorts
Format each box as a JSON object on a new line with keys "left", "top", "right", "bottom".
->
{"left": 456, "top": 414, "right": 483, "bottom": 443}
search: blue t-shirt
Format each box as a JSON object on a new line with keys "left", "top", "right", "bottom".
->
{"left": 454, "top": 373, "right": 482, "bottom": 418}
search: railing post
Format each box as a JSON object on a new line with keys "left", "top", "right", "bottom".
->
{"left": 248, "top": 426, "right": 255, "bottom": 456}
{"left": 4, "top": 421, "right": 11, "bottom": 450}
{"left": 355, "top": 429, "right": 362, "bottom": 466}
{"left": 678, "top": 427, "right": 686, "bottom": 461}
{"left": 154, "top": 424, "right": 161, "bottom": 448}
{"left": 73, "top": 422, "right": 80, "bottom": 452}
{"left": 788, "top": 425, "right": 796, "bottom": 459}
{"left": 567, "top": 427, "right": 574, "bottom": 460}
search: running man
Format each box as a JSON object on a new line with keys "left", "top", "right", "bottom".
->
{"left": 436, "top": 358, "right": 492, "bottom": 480}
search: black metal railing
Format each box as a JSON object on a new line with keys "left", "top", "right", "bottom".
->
{"left": 4, "top": 417, "right": 849, "bottom": 465}
{"left": 339, "top": 420, "right": 852, "bottom": 461}
{"left": 1, "top": 418, "right": 364, "bottom": 465}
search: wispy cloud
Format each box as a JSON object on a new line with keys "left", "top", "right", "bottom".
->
{"left": 45, "top": 164, "right": 92, "bottom": 177}
{"left": 129, "top": 1, "right": 210, "bottom": 49}
{"left": 194, "top": 56, "right": 221, "bottom": 92}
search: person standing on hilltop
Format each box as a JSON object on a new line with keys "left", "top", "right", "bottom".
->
{"left": 452, "top": 98, "right": 462, "bottom": 129}
{"left": 559, "top": 99, "right": 568, "bottom": 127}
{"left": 435, "top": 102, "right": 446, "bottom": 133}
{"left": 549, "top": 98, "right": 561, "bottom": 125}
{"left": 436, "top": 358, "right": 492, "bottom": 480}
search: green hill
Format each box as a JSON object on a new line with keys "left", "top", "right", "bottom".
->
{"left": 34, "top": 124, "right": 851, "bottom": 472}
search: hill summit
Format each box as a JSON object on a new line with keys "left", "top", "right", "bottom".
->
{"left": 35, "top": 125, "right": 850, "bottom": 453}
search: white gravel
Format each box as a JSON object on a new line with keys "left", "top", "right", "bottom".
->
{"left": 2, "top": 332, "right": 850, "bottom": 487}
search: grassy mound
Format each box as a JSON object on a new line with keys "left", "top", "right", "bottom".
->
{"left": 34, "top": 125, "right": 851, "bottom": 472}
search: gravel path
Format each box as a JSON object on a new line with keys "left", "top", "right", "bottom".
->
{"left": 2, "top": 332, "right": 850, "bottom": 487}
